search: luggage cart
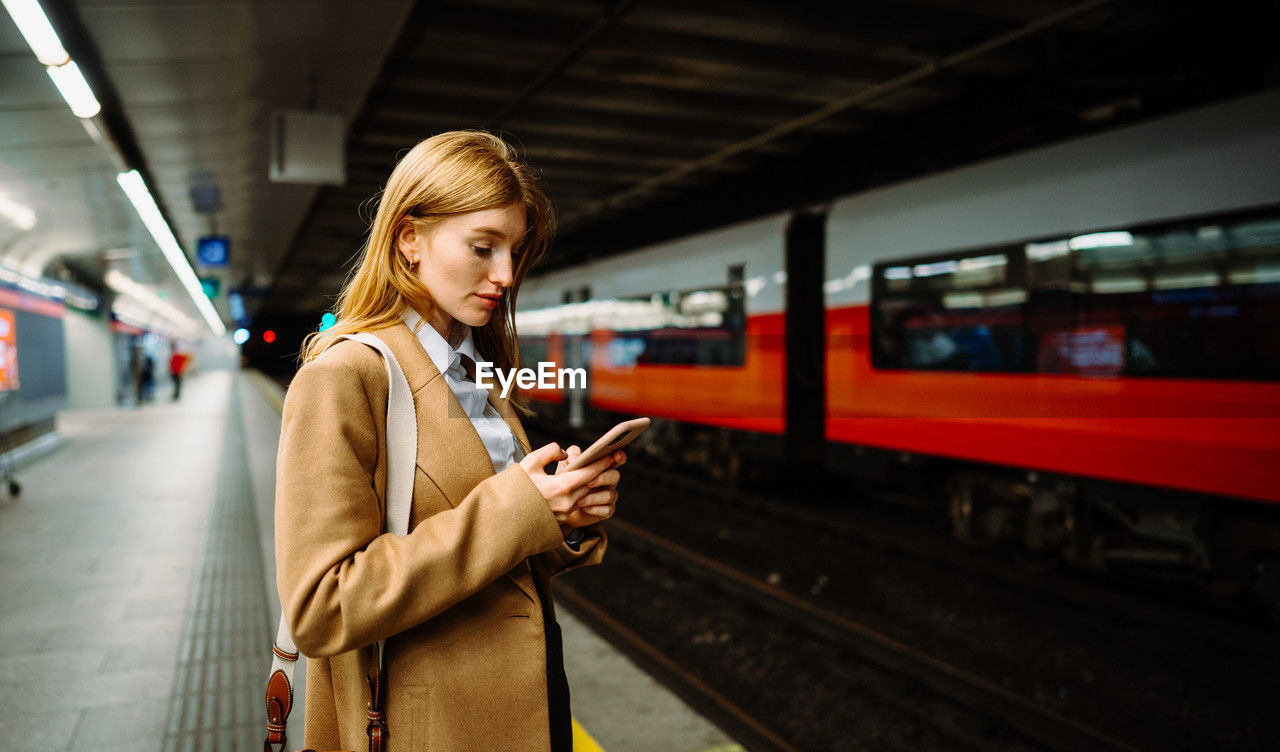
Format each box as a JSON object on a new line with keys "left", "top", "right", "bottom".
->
{"left": 0, "top": 391, "right": 22, "bottom": 499}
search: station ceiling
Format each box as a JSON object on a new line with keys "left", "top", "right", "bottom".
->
{"left": 2, "top": 0, "right": 1276, "bottom": 335}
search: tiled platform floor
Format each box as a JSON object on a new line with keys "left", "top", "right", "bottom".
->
{"left": 0, "top": 371, "right": 250, "bottom": 750}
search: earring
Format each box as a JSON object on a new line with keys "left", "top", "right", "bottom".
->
{"left": 409, "top": 257, "right": 419, "bottom": 271}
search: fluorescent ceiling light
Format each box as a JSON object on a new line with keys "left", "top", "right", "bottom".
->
{"left": 0, "top": 263, "right": 96, "bottom": 308}
{"left": 116, "top": 170, "right": 225, "bottom": 336}
{"left": 1, "top": 0, "right": 69, "bottom": 66}
{"left": 1069, "top": 231, "right": 1134, "bottom": 250}
{"left": 3, "top": 1, "right": 102, "bottom": 121}
{"left": 46, "top": 61, "right": 100, "bottom": 118}
{"left": 105, "top": 269, "right": 201, "bottom": 337}
{"left": 0, "top": 192, "right": 36, "bottom": 230}
{"left": 111, "top": 298, "right": 198, "bottom": 341}
{"left": 0, "top": 264, "right": 63, "bottom": 299}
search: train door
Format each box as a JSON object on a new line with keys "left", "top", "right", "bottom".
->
{"left": 785, "top": 209, "right": 828, "bottom": 476}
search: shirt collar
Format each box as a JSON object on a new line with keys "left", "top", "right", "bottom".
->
{"left": 401, "top": 308, "right": 480, "bottom": 377}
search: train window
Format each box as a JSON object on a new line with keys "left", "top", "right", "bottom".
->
{"left": 605, "top": 280, "right": 747, "bottom": 367}
{"left": 872, "top": 206, "right": 1280, "bottom": 380}
{"left": 1035, "top": 213, "right": 1280, "bottom": 380}
{"left": 873, "top": 248, "right": 1030, "bottom": 372}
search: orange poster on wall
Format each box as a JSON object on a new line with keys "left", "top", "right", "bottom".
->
{"left": 0, "top": 309, "right": 17, "bottom": 390}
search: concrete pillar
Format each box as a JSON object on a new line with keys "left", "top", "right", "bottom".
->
{"left": 62, "top": 308, "right": 117, "bottom": 408}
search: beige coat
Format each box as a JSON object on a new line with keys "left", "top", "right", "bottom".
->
{"left": 275, "top": 320, "right": 606, "bottom": 751}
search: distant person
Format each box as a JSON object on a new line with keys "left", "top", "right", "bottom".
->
{"left": 169, "top": 346, "right": 189, "bottom": 400}
{"left": 274, "top": 131, "right": 624, "bottom": 751}
{"left": 131, "top": 346, "right": 144, "bottom": 405}
{"left": 139, "top": 352, "right": 155, "bottom": 403}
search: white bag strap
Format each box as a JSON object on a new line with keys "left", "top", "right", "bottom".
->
{"left": 266, "top": 331, "right": 416, "bottom": 751}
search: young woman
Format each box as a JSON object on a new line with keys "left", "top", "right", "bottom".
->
{"left": 275, "top": 131, "right": 623, "bottom": 751}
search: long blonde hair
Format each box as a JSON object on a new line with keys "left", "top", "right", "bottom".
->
{"left": 299, "top": 131, "right": 554, "bottom": 415}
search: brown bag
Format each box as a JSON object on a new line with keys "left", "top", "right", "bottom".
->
{"left": 262, "top": 648, "right": 383, "bottom": 752}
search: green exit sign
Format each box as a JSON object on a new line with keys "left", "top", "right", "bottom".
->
{"left": 200, "top": 277, "right": 221, "bottom": 299}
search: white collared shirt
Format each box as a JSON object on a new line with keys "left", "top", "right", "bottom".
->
{"left": 402, "top": 308, "right": 525, "bottom": 473}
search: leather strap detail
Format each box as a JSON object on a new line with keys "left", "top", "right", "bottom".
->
{"left": 366, "top": 668, "right": 388, "bottom": 752}
{"left": 264, "top": 669, "right": 292, "bottom": 748}
{"left": 272, "top": 643, "right": 299, "bottom": 661}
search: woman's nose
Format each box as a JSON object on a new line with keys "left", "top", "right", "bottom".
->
{"left": 491, "top": 252, "right": 515, "bottom": 288}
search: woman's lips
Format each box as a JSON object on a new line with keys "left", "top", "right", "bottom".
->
{"left": 475, "top": 294, "right": 500, "bottom": 308}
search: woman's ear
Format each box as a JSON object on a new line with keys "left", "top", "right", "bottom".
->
{"left": 395, "top": 222, "right": 420, "bottom": 263}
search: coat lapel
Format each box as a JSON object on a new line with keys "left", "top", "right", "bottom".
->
{"left": 368, "top": 321, "right": 495, "bottom": 508}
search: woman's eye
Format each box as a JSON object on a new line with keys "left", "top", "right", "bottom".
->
{"left": 471, "top": 245, "right": 493, "bottom": 253}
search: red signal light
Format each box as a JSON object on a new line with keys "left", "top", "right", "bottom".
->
{"left": 263, "top": 330, "right": 276, "bottom": 343}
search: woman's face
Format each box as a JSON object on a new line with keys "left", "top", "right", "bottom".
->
{"left": 398, "top": 203, "right": 526, "bottom": 345}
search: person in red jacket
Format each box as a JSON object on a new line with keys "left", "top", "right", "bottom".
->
{"left": 169, "top": 345, "right": 189, "bottom": 401}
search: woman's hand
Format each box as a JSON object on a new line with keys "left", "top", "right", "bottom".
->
{"left": 555, "top": 445, "right": 624, "bottom": 529}
{"left": 518, "top": 443, "right": 622, "bottom": 531}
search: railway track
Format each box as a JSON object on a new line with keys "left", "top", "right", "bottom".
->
{"left": 589, "top": 441, "right": 1280, "bottom": 663}
{"left": 535, "top": 422, "right": 1278, "bottom": 748}
{"left": 588, "top": 517, "right": 1142, "bottom": 752}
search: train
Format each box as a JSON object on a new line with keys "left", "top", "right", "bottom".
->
{"left": 514, "top": 87, "right": 1280, "bottom": 620}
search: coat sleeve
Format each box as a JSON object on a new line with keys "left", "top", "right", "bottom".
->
{"left": 275, "top": 346, "right": 567, "bottom": 658}
{"left": 536, "top": 523, "right": 608, "bottom": 577}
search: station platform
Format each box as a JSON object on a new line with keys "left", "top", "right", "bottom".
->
{"left": 0, "top": 368, "right": 740, "bottom": 752}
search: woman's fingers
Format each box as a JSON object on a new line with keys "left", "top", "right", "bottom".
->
{"left": 541, "top": 445, "right": 627, "bottom": 525}
{"left": 521, "top": 442, "right": 566, "bottom": 475}
{"left": 559, "top": 454, "right": 614, "bottom": 488}
{"left": 555, "top": 445, "right": 581, "bottom": 474}
{"left": 587, "top": 469, "right": 620, "bottom": 488}
{"left": 573, "top": 486, "right": 617, "bottom": 506}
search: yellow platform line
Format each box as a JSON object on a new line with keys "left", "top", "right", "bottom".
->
{"left": 574, "top": 716, "right": 746, "bottom": 752}
{"left": 572, "top": 717, "right": 605, "bottom": 752}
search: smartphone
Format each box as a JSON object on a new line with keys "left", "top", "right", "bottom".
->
{"left": 562, "top": 417, "right": 650, "bottom": 471}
